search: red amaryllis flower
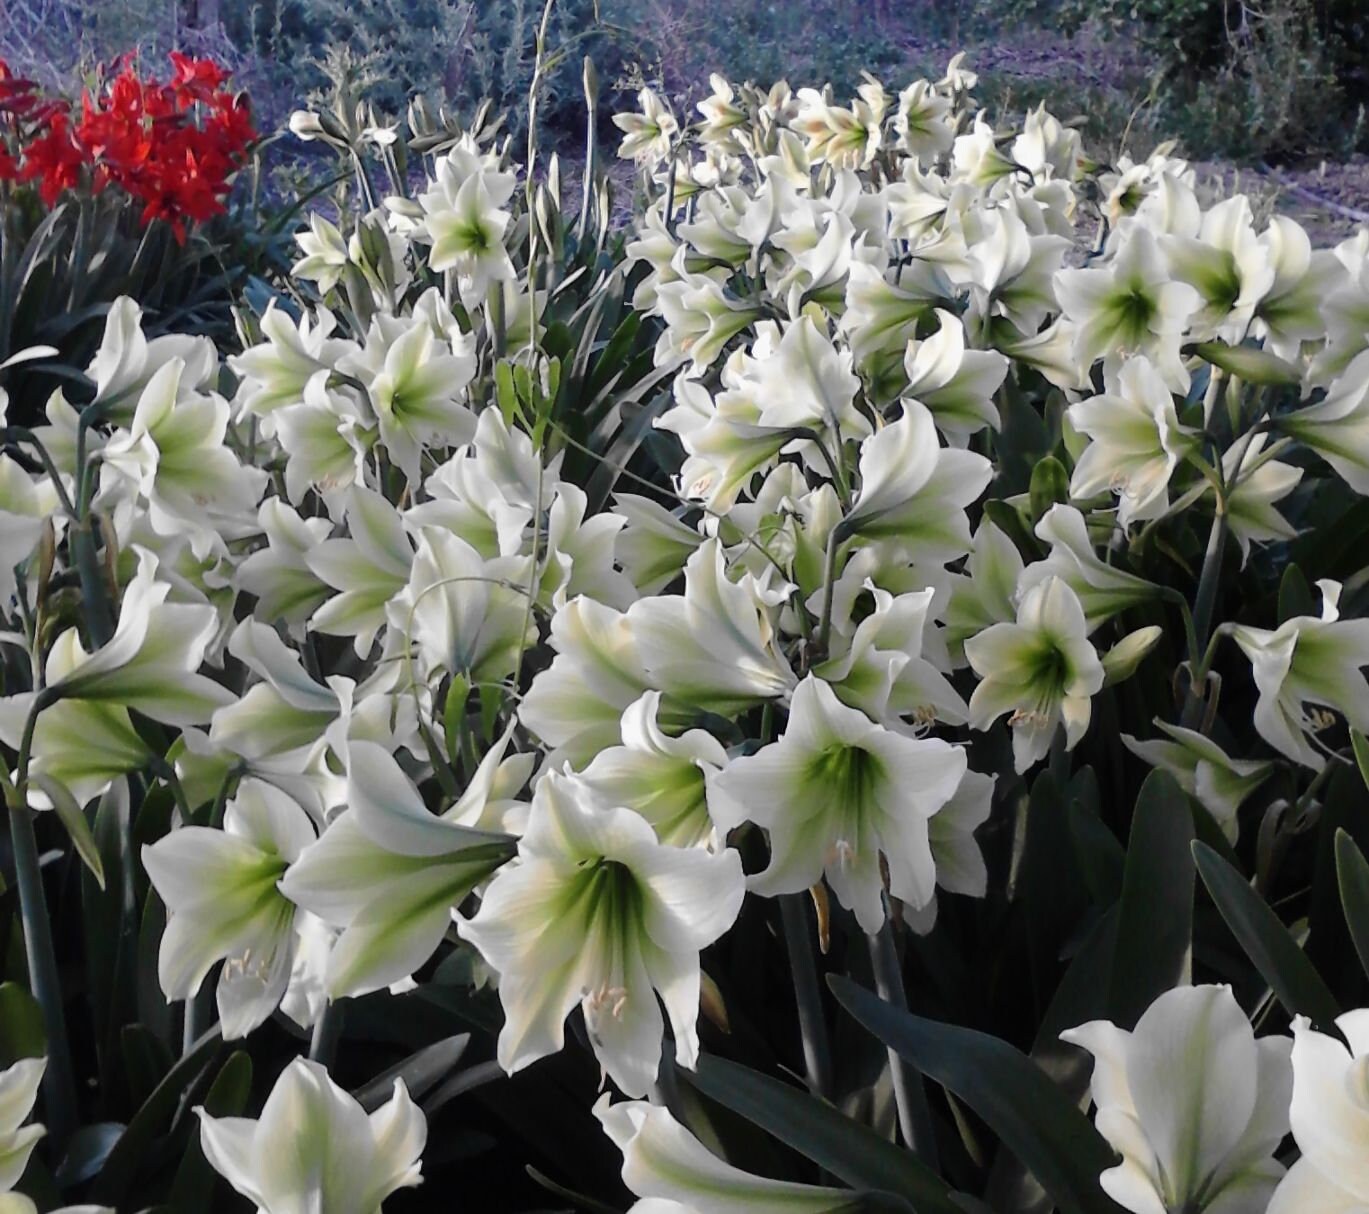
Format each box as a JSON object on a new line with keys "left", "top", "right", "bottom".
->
{"left": 17, "top": 108, "right": 83, "bottom": 205}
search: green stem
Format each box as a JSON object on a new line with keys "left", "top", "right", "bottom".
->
{"left": 869, "top": 918, "right": 938, "bottom": 1167}
{"left": 7, "top": 802, "right": 78, "bottom": 1151}
{"left": 779, "top": 894, "right": 833, "bottom": 1100}
{"left": 1180, "top": 505, "right": 1228, "bottom": 730}
{"left": 815, "top": 528, "right": 843, "bottom": 659}
{"left": 71, "top": 520, "right": 114, "bottom": 648}
{"left": 309, "top": 998, "right": 345, "bottom": 1067}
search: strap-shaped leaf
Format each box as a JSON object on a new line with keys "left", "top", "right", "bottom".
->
{"left": 685, "top": 1053, "right": 961, "bottom": 1214}
{"left": 1336, "top": 829, "right": 1369, "bottom": 981}
{"left": 1108, "top": 771, "right": 1194, "bottom": 1028}
{"left": 1192, "top": 841, "right": 1340, "bottom": 1027}
{"left": 829, "top": 977, "right": 1125, "bottom": 1214}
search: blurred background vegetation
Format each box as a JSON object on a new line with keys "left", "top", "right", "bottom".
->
{"left": 1, "top": 0, "right": 1364, "bottom": 183}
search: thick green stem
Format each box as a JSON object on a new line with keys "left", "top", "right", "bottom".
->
{"left": 7, "top": 803, "right": 78, "bottom": 1150}
{"left": 71, "top": 521, "right": 114, "bottom": 648}
{"left": 779, "top": 893, "right": 833, "bottom": 1100}
{"left": 1181, "top": 505, "right": 1228, "bottom": 730}
{"left": 309, "top": 998, "right": 345, "bottom": 1068}
{"left": 869, "top": 918, "right": 939, "bottom": 1167}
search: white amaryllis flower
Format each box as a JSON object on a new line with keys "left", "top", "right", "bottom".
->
{"left": 1221, "top": 432, "right": 1301, "bottom": 565}
{"left": 198, "top": 1058, "right": 425, "bottom": 1214}
{"left": 1280, "top": 348, "right": 1369, "bottom": 494}
{"left": 86, "top": 295, "right": 218, "bottom": 421}
{"left": 519, "top": 597, "right": 652, "bottom": 769}
{"left": 1018, "top": 504, "right": 1157, "bottom": 633}
{"left": 0, "top": 454, "right": 59, "bottom": 609}
{"left": 1067, "top": 356, "right": 1196, "bottom": 527}
{"left": 626, "top": 538, "right": 795, "bottom": 716}
{"left": 1122, "top": 722, "right": 1273, "bottom": 842}
{"left": 459, "top": 771, "right": 745, "bottom": 1097}
{"left": 1055, "top": 227, "right": 1200, "bottom": 390}
{"left": 0, "top": 1058, "right": 45, "bottom": 1193}
{"left": 36, "top": 547, "right": 233, "bottom": 727}
{"left": 142, "top": 779, "right": 316, "bottom": 1039}
{"left": 578, "top": 692, "right": 729, "bottom": 850}
{"left": 99, "top": 359, "right": 267, "bottom": 553}
{"left": 1162, "top": 196, "right": 1276, "bottom": 344}
{"left": 595, "top": 1095, "right": 861, "bottom": 1213}
{"left": 710, "top": 674, "right": 967, "bottom": 933}
{"left": 894, "top": 79, "right": 953, "bottom": 159}
{"left": 944, "top": 518, "right": 1024, "bottom": 663}
{"left": 1231, "top": 578, "right": 1369, "bottom": 770}
{"left": 1269, "top": 1011, "right": 1369, "bottom": 1213}
{"left": 229, "top": 303, "right": 352, "bottom": 427}
{"left": 1063, "top": 985, "right": 1291, "bottom": 1214}
{"left": 902, "top": 309, "right": 1009, "bottom": 443}
{"left": 964, "top": 576, "right": 1104, "bottom": 773}
{"left": 793, "top": 82, "right": 885, "bottom": 170}
{"left": 279, "top": 740, "right": 515, "bottom": 999}
{"left": 614, "top": 88, "right": 679, "bottom": 164}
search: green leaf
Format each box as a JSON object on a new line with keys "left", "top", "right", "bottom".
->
{"left": 1193, "top": 841, "right": 1340, "bottom": 1027}
{"left": 684, "top": 1054, "right": 962, "bottom": 1214}
{"left": 1278, "top": 563, "right": 1315, "bottom": 624}
{"left": 91, "top": 1025, "right": 223, "bottom": 1205}
{"left": 351, "top": 1033, "right": 471, "bottom": 1111}
{"left": 55, "top": 1121, "right": 124, "bottom": 1187}
{"left": 1335, "top": 829, "right": 1369, "bottom": 982}
{"left": 1192, "top": 341, "right": 1301, "bottom": 385}
{"left": 32, "top": 772, "right": 104, "bottom": 888}
{"left": 169, "top": 1051, "right": 253, "bottom": 1212}
{"left": 829, "top": 977, "right": 1125, "bottom": 1214}
{"left": 0, "top": 981, "right": 45, "bottom": 1066}
{"left": 1353, "top": 731, "right": 1369, "bottom": 792}
{"left": 1108, "top": 771, "right": 1194, "bottom": 1028}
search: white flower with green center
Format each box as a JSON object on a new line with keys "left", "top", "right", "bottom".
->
{"left": 910, "top": 768, "right": 995, "bottom": 934}
{"left": 1063, "top": 985, "right": 1291, "bottom": 1214}
{"left": 36, "top": 547, "right": 234, "bottom": 728}
{"left": 626, "top": 538, "right": 796, "bottom": 717}
{"left": 142, "top": 779, "right": 316, "bottom": 1038}
{"left": 1280, "top": 348, "right": 1369, "bottom": 495}
{"left": 710, "top": 674, "right": 967, "bottom": 933}
{"left": 1067, "top": 356, "right": 1197, "bottom": 527}
{"left": 519, "top": 596, "right": 653, "bottom": 769}
{"left": 1019, "top": 504, "right": 1157, "bottom": 633}
{"left": 1162, "top": 196, "right": 1276, "bottom": 344}
{"left": 197, "top": 1058, "right": 425, "bottom": 1214}
{"left": 578, "top": 691, "right": 729, "bottom": 851}
{"left": 0, "top": 1057, "right": 45, "bottom": 1194}
{"left": 840, "top": 415, "right": 992, "bottom": 564}
{"left": 234, "top": 499, "right": 332, "bottom": 634}
{"left": 459, "top": 771, "right": 745, "bottom": 1097}
{"left": 1231, "top": 578, "right": 1369, "bottom": 770}
{"left": 415, "top": 149, "right": 517, "bottom": 301}
{"left": 614, "top": 88, "right": 679, "bottom": 165}
{"left": 595, "top": 1095, "right": 863, "bottom": 1213}
{"left": 292, "top": 212, "right": 349, "bottom": 293}
{"left": 229, "top": 302, "right": 352, "bottom": 426}
{"left": 272, "top": 376, "right": 370, "bottom": 511}
{"left": 389, "top": 526, "right": 535, "bottom": 688}
{"left": 1055, "top": 227, "right": 1200, "bottom": 391}
{"left": 653, "top": 267, "right": 761, "bottom": 376}
{"left": 1268, "top": 1011, "right": 1369, "bottom": 1213}
{"left": 613, "top": 493, "right": 704, "bottom": 596}
{"left": 0, "top": 454, "right": 59, "bottom": 608}
{"left": 815, "top": 584, "right": 968, "bottom": 728}
{"left": 1253, "top": 216, "right": 1340, "bottom": 360}
{"left": 1122, "top": 722, "right": 1273, "bottom": 842}
{"left": 306, "top": 485, "right": 413, "bottom": 655}
{"left": 902, "top": 309, "right": 1009, "bottom": 443}
{"left": 280, "top": 740, "right": 516, "bottom": 998}
{"left": 952, "top": 113, "right": 1017, "bottom": 188}
{"left": 697, "top": 75, "right": 748, "bottom": 152}
{"left": 964, "top": 575, "right": 1104, "bottom": 774}
{"left": 894, "top": 79, "right": 953, "bottom": 159}
{"left": 338, "top": 311, "right": 477, "bottom": 484}
{"left": 86, "top": 296, "right": 218, "bottom": 422}
{"left": 944, "top": 518, "right": 1025, "bottom": 665}
{"left": 1221, "top": 432, "right": 1301, "bottom": 564}
{"left": 99, "top": 359, "right": 267, "bottom": 554}
{"left": 793, "top": 83, "right": 884, "bottom": 170}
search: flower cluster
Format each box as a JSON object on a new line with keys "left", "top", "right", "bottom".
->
{"left": 3, "top": 48, "right": 1369, "bottom": 1214}
{"left": 0, "top": 52, "right": 255, "bottom": 240}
